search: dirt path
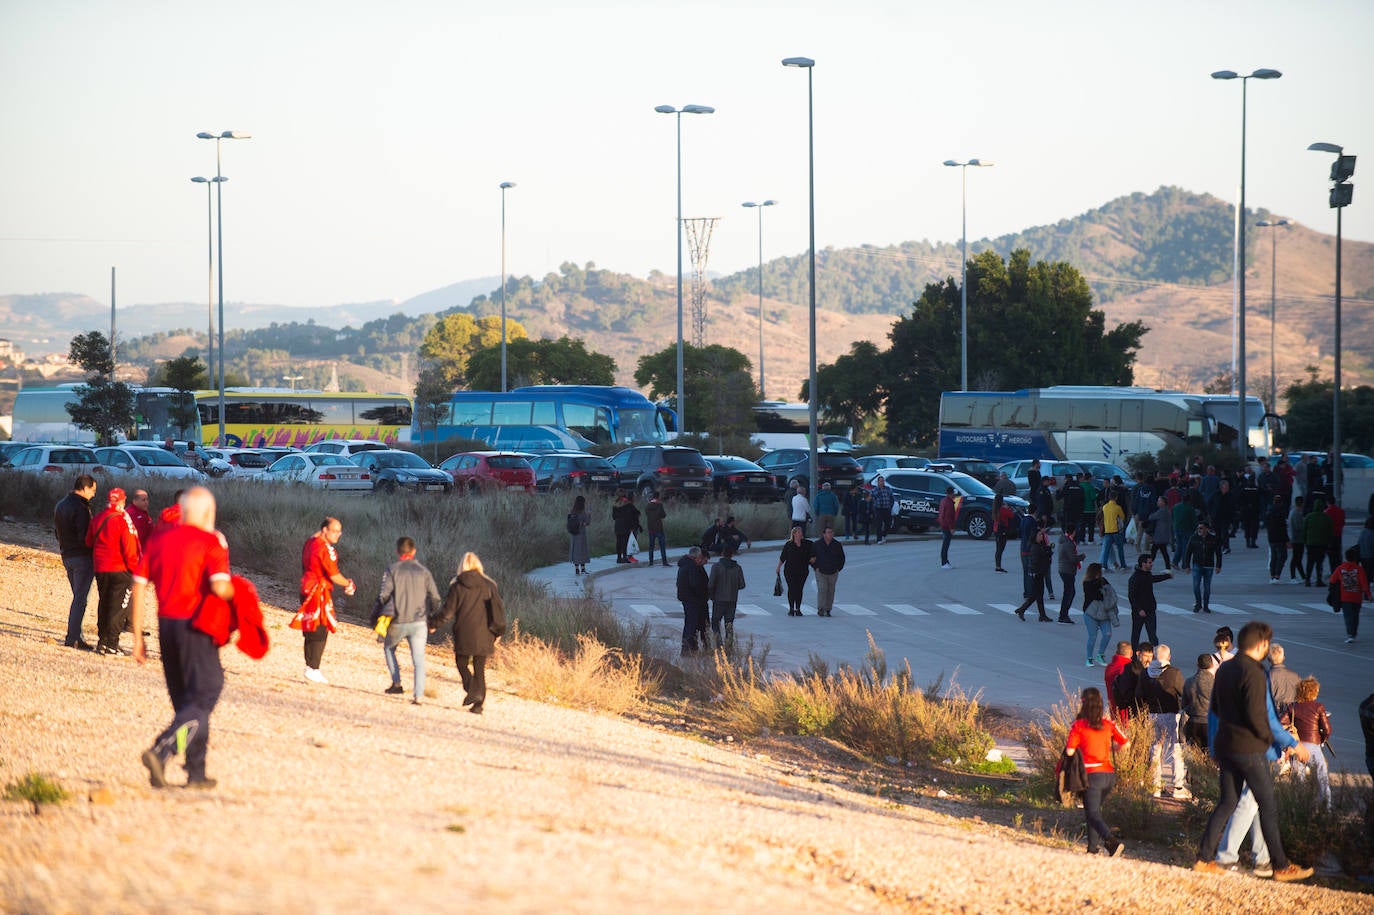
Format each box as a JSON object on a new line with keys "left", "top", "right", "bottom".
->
{"left": 0, "top": 523, "right": 1366, "bottom": 913}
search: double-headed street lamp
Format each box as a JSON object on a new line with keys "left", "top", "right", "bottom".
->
{"left": 942, "top": 158, "right": 993, "bottom": 392}
{"left": 1307, "top": 141, "right": 1356, "bottom": 506}
{"left": 1255, "top": 218, "right": 1289, "bottom": 436}
{"left": 195, "top": 129, "right": 252, "bottom": 445}
{"left": 741, "top": 199, "right": 777, "bottom": 397}
{"left": 654, "top": 103, "right": 714, "bottom": 435}
{"left": 499, "top": 181, "right": 516, "bottom": 392}
{"left": 1211, "top": 68, "right": 1281, "bottom": 457}
{"left": 190, "top": 175, "right": 226, "bottom": 381}
{"left": 781, "top": 56, "right": 818, "bottom": 501}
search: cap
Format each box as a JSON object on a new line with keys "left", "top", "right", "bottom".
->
{"left": 108, "top": 487, "right": 127, "bottom": 505}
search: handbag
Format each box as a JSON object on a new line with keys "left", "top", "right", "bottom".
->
{"left": 1055, "top": 748, "right": 1088, "bottom": 806}
{"left": 773, "top": 573, "right": 783, "bottom": 597}
{"left": 1326, "top": 579, "right": 1341, "bottom": 611}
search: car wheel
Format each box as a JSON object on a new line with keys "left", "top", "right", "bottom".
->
{"left": 467, "top": 479, "right": 481, "bottom": 496}
{"left": 549, "top": 483, "right": 565, "bottom": 494}
{"left": 905, "top": 523, "right": 922, "bottom": 534}
{"left": 639, "top": 482, "right": 656, "bottom": 502}
{"left": 381, "top": 479, "right": 397, "bottom": 495}
{"left": 965, "top": 510, "right": 992, "bottom": 540}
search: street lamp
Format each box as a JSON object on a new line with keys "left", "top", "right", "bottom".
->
{"left": 741, "top": 199, "right": 777, "bottom": 397}
{"left": 1211, "top": 68, "right": 1281, "bottom": 458}
{"left": 942, "top": 158, "right": 993, "bottom": 392}
{"left": 196, "top": 130, "right": 252, "bottom": 445}
{"left": 1255, "top": 218, "right": 1289, "bottom": 442}
{"left": 499, "top": 181, "right": 516, "bottom": 392}
{"left": 190, "top": 176, "right": 226, "bottom": 381}
{"left": 283, "top": 374, "right": 304, "bottom": 391}
{"left": 782, "top": 55, "right": 818, "bottom": 501}
{"left": 1308, "top": 141, "right": 1356, "bottom": 506}
{"left": 655, "top": 103, "right": 714, "bottom": 435}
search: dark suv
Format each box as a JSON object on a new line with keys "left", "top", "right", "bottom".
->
{"left": 608, "top": 445, "right": 712, "bottom": 500}
{"left": 882, "top": 469, "right": 1029, "bottom": 539}
{"left": 527, "top": 452, "right": 620, "bottom": 493}
{"left": 756, "top": 448, "right": 863, "bottom": 493}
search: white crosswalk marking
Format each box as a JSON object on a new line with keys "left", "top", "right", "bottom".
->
{"left": 885, "top": 604, "right": 929, "bottom": 616}
{"left": 1203, "top": 603, "right": 1246, "bottom": 616}
{"left": 629, "top": 604, "right": 665, "bottom": 617}
{"left": 938, "top": 603, "right": 981, "bottom": 615}
{"left": 1301, "top": 603, "right": 1332, "bottom": 612}
{"left": 988, "top": 603, "right": 1020, "bottom": 615}
{"left": 735, "top": 603, "right": 772, "bottom": 617}
{"left": 834, "top": 603, "right": 876, "bottom": 616}
{"left": 1156, "top": 604, "right": 1193, "bottom": 616}
{"left": 799, "top": 604, "right": 818, "bottom": 616}
{"left": 1248, "top": 603, "right": 1304, "bottom": 615}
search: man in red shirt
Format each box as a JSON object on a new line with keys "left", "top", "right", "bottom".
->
{"left": 127, "top": 489, "right": 154, "bottom": 545}
{"left": 86, "top": 487, "right": 141, "bottom": 656}
{"left": 297, "top": 517, "right": 355, "bottom": 684}
{"left": 131, "top": 487, "right": 233, "bottom": 790}
{"left": 1102, "top": 641, "right": 1133, "bottom": 719}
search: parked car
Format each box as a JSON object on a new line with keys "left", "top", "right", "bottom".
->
{"left": 1075, "top": 461, "right": 1136, "bottom": 493}
{"left": 303, "top": 439, "right": 391, "bottom": 458}
{"left": 704, "top": 455, "right": 782, "bottom": 502}
{"left": 883, "top": 468, "right": 1030, "bottom": 539}
{"left": 95, "top": 445, "right": 207, "bottom": 480}
{"left": 351, "top": 449, "right": 453, "bottom": 494}
{"left": 259, "top": 452, "right": 372, "bottom": 492}
{"left": 527, "top": 452, "right": 620, "bottom": 494}
{"left": 855, "top": 454, "right": 931, "bottom": 485}
{"left": 4, "top": 445, "right": 107, "bottom": 478}
{"left": 607, "top": 445, "right": 712, "bottom": 500}
{"left": 935, "top": 457, "right": 1003, "bottom": 488}
{"left": 201, "top": 447, "right": 274, "bottom": 477}
{"left": 0, "top": 441, "right": 34, "bottom": 467}
{"left": 755, "top": 448, "right": 863, "bottom": 494}
{"left": 998, "top": 459, "right": 1088, "bottom": 497}
{"left": 438, "top": 451, "right": 536, "bottom": 493}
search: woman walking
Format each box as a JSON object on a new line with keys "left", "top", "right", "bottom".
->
{"left": 1081, "top": 563, "right": 1118, "bottom": 667}
{"left": 1065, "top": 687, "right": 1129, "bottom": 856}
{"left": 993, "top": 495, "right": 1015, "bottom": 573}
{"left": 1014, "top": 522, "right": 1053, "bottom": 622}
{"left": 1283, "top": 676, "right": 1333, "bottom": 807}
{"left": 1330, "top": 546, "right": 1372, "bottom": 644}
{"left": 430, "top": 552, "right": 506, "bottom": 714}
{"left": 776, "top": 526, "right": 815, "bottom": 617}
{"left": 568, "top": 495, "right": 591, "bottom": 575}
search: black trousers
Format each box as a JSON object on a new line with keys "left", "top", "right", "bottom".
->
{"left": 95, "top": 570, "right": 133, "bottom": 649}
{"left": 454, "top": 652, "right": 488, "bottom": 706}
{"left": 1289, "top": 543, "right": 1305, "bottom": 579}
{"left": 614, "top": 529, "right": 631, "bottom": 561}
{"left": 303, "top": 626, "right": 328, "bottom": 669}
{"left": 1130, "top": 610, "right": 1159, "bottom": 647}
{"left": 151, "top": 617, "right": 224, "bottom": 780}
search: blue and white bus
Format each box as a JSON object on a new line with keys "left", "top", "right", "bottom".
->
{"left": 415, "top": 385, "right": 671, "bottom": 449}
{"left": 937, "top": 386, "right": 1271, "bottom": 464}
{"left": 11, "top": 385, "right": 192, "bottom": 444}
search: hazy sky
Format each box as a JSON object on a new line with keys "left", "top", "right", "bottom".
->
{"left": 2, "top": 0, "right": 1371, "bottom": 312}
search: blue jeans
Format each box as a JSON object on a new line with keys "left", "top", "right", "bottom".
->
{"left": 1083, "top": 771, "right": 1117, "bottom": 853}
{"left": 1192, "top": 566, "right": 1214, "bottom": 610}
{"left": 1085, "top": 618, "right": 1112, "bottom": 660}
{"left": 1098, "top": 532, "right": 1125, "bottom": 569}
{"left": 384, "top": 620, "right": 427, "bottom": 697}
{"left": 940, "top": 529, "right": 953, "bottom": 564}
{"left": 62, "top": 554, "right": 95, "bottom": 644}
{"left": 1199, "top": 750, "right": 1289, "bottom": 869}
{"left": 1341, "top": 601, "right": 1361, "bottom": 638}
{"left": 646, "top": 531, "right": 667, "bottom": 564}
{"left": 1217, "top": 785, "right": 1268, "bottom": 867}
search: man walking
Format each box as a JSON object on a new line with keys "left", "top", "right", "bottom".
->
{"left": 790, "top": 483, "right": 812, "bottom": 534}
{"left": 1194, "top": 621, "right": 1314, "bottom": 882}
{"left": 869, "top": 476, "right": 894, "bottom": 544}
{"left": 54, "top": 474, "right": 98, "bottom": 650}
{"left": 296, "top": 517, "right": 356, "bottom": 683}
{"left": 127, "top": 489, "right": 154, "bottom": 546}
{"left": 87, "top": 487, "right": 141, "bottom": 656}
{"left": 132, "top": 487, "right": 235, "bottom": 790}
{"left": 938, "top": 486, "right": 959, "bottom": 569}
{"left": 1099, "top": 493, "right": 1127, "bottom": 571}
{"left": 1127, "top": 554, "right": 1171, "bottom": 647}
{"left": 644, "top": 494, "right": 667, "bottom": 566}
{"left": 376, "top": 536, "right": 441, "bottom": 703}
{"left": 1139, "top": 644, "right": 1189, "bottom": 799}
{"left": 676, "top": 546, "right": 709, "bottom": 655}
{"left": 1056, "top": 522, "right": 1084, "bottom": 623}
{"left": 707, "top": 542, "right": 746, "bottom": 649}
{"left": 814, "top": 482, "right": 839, "bottom": 536}
{"left": 812, "top": 525, "right": 846, "bottom": 617}
{"left": 1265, "top": 495, "right": 1289, "bottom": 584}
{"left": 1185, "top": 519, "right": 1223, "bottom": 613}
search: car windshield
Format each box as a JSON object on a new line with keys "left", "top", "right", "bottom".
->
{"left": 894, "top": 458, "right": 925, "bottom": 468}
{"left": 951, "top": 474, "right": 996, "bottom": 497}
{"left": 488, "top": 456, "right": 531, "bottom": 469}
{"left": 309, "top": 454, "right": 354, "bottom": 467}
{"left": 131, "top": 449, "right": 185, "bottom": 467}
{"left": 374, "top": 451, "right": 429, "bottom": 469}
{"left": 712, "top": 458, "right": 761, "bottom": 471}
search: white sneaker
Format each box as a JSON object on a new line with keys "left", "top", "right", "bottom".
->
{"left": 1345, "top": 637, "right": 1356, "bottom": 644}
{"left": 304, "top": 666, "right": 328, "bottom": 684}
{"left": 941, "top": 563, "right": 953, "bottom": 570}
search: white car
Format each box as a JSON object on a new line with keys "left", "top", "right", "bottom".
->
{"left": 260, "top": 452, "right": 373, "bottom": 492}
{"left": 201, "top": 447, "right": 274, "bottom": 478}
{"left": 4, "top": 445, "right": 108, "bottom": 478}
{"left": 95, "top": 446, "right": 208, "bottom": 480}
{"left": 856, "top": 454, "right": 932, "bottom": 485}
{"left": 303, "top": 439, "right": 391, "bottom": 458}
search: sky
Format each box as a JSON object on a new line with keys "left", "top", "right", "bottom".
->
{"left": 2, "top": 0, "right": 1372, "bottom": 313}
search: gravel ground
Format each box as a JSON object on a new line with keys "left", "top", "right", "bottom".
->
{"left": 0, "top": 521, "right": 1368, "bottom": 914}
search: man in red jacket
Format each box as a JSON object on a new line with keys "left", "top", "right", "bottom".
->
{"left": 86, "top": 487, "right": 141, "bottom": 656}
{"left": 1102, "top": 641, "right": 1132, "bottom": 718}
{"left": 127, "top": 488, "right": 154, "bottom": 545}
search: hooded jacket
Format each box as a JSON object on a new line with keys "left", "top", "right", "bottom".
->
{"left": 707, "top": 557, "right": 746, "bottom": 604}
{"left": 432, "top": 570, "right": 506, "bottom": 657}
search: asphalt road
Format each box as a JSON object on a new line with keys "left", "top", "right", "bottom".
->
{"left": 537, "top": 528, "right": 1372, "bottom": 772}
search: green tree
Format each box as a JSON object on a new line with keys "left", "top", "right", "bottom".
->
{"left": 1278, "top": 371, "right": 1374, "bottom": 454}
{"left": 466, "top": 336, "right": 616, "bottom": 390}
{"left": 413, "top": 361, "right": 455, "bottom": 461}
{"left": 883, "top": 249, "right": 1147, "bottom": 446}
{"left": 634, "top": 344, "right": 758, "bottom": 437}
{"left": 418, "top": 313, "right": 527, "bottom": 388}
{"left": 148, "top": 355, "right": 209, "bottom": 435}
{"left": 65, "top": 331, "right": 135, "bottom": 445}
{"left": 800, "top": 340, "right": 885, "bottom": 441}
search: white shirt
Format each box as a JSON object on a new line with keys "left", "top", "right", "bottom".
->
{"left": 791, "top": 492, "right": 810, "bottom": 522}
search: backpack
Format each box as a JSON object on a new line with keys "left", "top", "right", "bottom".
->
{"left": 566, "top": 513, "right": 583, "bottom": 535}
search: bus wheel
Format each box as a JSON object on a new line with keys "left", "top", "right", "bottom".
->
{"left": 965, "top": 511, "right": 991, "bottom": 540}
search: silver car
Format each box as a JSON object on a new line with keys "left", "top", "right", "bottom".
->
{"left": 96, "top": 446, "right": 208, "bottom": 481}
{"left": 260, "top": 452, "right": 372, "bottom": 492}
{"left": 4, "top": 445, "right": 107, "bottom": 478}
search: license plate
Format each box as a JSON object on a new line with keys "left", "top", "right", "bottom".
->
{"left": 683, "top": 481, "right": 704, "bottom": 487}
{"left": 834, "top": 480, "right": 853, "bottom": 488}
{"left": 748, "top": 475, "right": 767, "bottom": 484}
{"left": 425, "top": 484, "right": 445, "bottom": 491}
{"left": 507, "top": 484, "right": 526, "bottom": 490}
{"left": 590, "top": 474, "right": 611, "bottom": 481}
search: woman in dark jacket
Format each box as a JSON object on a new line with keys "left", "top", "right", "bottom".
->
{"left": 775, "top": 526, "right": 815, "bottom": 617}
{"left": 430, "top": 551, "right": 506, "bottom": 714}
{"left": 611, "top": 492, "right": 642, "bottom": 564}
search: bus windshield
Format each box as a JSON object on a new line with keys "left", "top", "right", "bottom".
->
{"left": 617, "top": 408, "right": 666, "bottom": 444}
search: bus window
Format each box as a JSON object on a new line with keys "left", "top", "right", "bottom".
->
{"left": 308, "top": 399, "right": 353, "bottom": 426}
{"left": 492, "top": 401, "right": 533, "bottom": 425}
{"left": 1187, "top": 418, "right": 1206, "bottom": 443}
{"left": 225, "top": 401, "right": 265, "bottom": 424}
{"left": 564, "top": 403, "right": 612, "bottom": 444}
{"left": 358, "top": 400, "right": 413, "bottom": 426}
{"left": 530, "top": 401, "right": 556, "bottom": 425}
{"left": 452, "top": 402, "right": 493, "bottom": 425}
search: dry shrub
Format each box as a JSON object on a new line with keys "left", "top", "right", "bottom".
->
{"left": 715, "top": 632, "right": 994, "bottom": 767}
{"left": 493, "top": 623, "right": 661, "bottom": 715}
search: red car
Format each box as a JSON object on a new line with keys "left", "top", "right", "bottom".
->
{"left": 438, "top": 451, "right": 536, "bottom": 494}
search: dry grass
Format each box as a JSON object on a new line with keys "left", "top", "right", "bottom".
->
{"left": 493, "top": 623, "right": 661, "bottom": 715}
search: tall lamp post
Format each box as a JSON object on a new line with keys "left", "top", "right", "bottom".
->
{"left": 1211, "top": 68, "right": 1281, "bottom": 458}
{"left": 741, "top": 199, "right": 777, "bottom": 398}
{"left": 196, "top": 130, "right": 252, "bottom": 445}
{"left": 499, "top": 181, "right": 516, "bottom": 392}
{"left": 190, "top": 175, "right": 225, "bottom": 380}
{"left": 942, "top": 158, "right": 993, "bottom": 392}
{"left": 654, "top": 103, "right": 714, "bottom": 435}
{"left": 1255, "top": 218, "right": 1289, "bottom": 444}
{"left": 782, "top": 56, "right": 818, "bottom": 500}
{"left": 1308, "top": 141, "right": 1356, "bottom": 507}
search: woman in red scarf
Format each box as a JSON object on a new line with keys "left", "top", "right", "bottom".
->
{"left": 292, "top": 517, "right": 354, "bottom": 683}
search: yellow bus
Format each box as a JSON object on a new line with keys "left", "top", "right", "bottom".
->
{"left": 195, "top": 389, "right": 413, "bottom": 448}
